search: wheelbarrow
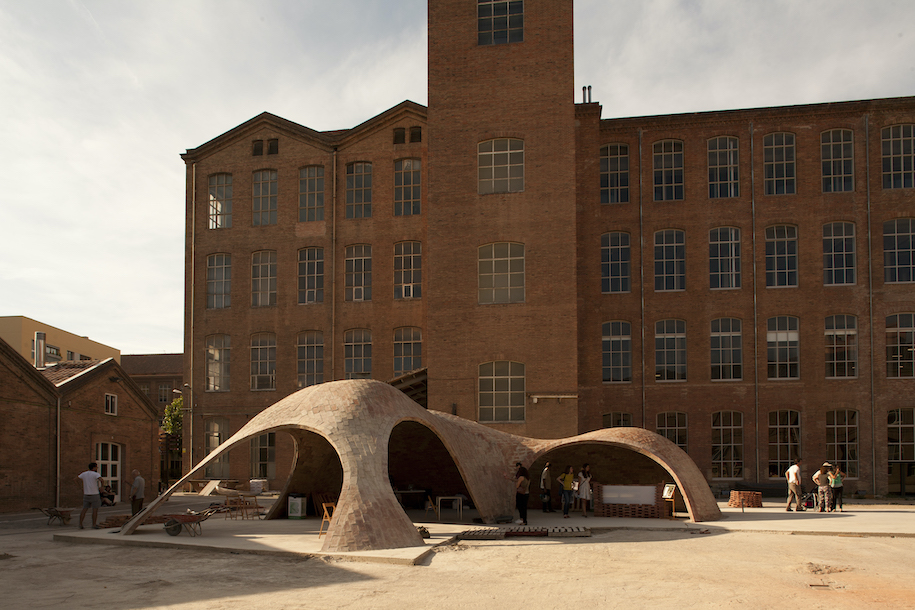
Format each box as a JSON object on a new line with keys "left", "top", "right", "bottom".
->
{"left": 36, "top": 507, "right": 72, "bottom": 526}
{"left": 163, "top": 505, "right": 226, "bottom": 537}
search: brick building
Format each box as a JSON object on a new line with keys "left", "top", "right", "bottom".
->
{"left": 181, "top": 0, "right": 915, "bottom": 496}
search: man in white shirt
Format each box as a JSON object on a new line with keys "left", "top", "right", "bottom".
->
{"left": 785, "top": 458, "right": 803, "bottom": 511}
{"left": 540, "top": 462, "right": 554, "bottom": 512}
{"left": 77, "top": 462, "right": 103, "bottom": 529}
{"left": 129, "top": 470, "right": 145, "bottom": 516}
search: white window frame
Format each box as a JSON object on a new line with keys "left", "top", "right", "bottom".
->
{"left": 886, "top": 313, "right": 915, "bottom": 378}
{"left": 600, "top": 144, "right": 629, "bottom": 204}
{"left": 345, "top": 244, "right": 372, "bottom": 302}
{"left": 712, "top": 411, "right": 743, "bottom": 479}
{"left": 768, "top": 409, "right": 800, "bottom": 478}
{"left": 602, "top": 321, "right": 632, "bottom": 383}
{"left": 208, "top": 173, "right": 232, "bottom": 229}
{"left": 393, "top": 327, "right": 422, "bottom": 376}
{"left": 709, "top": 227, "right": 741, "bottom": 290}
{"left": 763, "top": 132, "right": 796, "bottom": 195}
{"left": 206, "top": 253, "right": 231, "bottom": 309}
{"left": 825, "top": 315, "right": 857, "bottom": 378}
{"left": 653, "top": 139, "right": 684, "bottom": 201}
{"left": 297, "top": 331, "right": 324, "bottom": 388}
{"left": 252, "top": 169, "right": 277, "bottom": 226}
{"left": 654, "top": 230, "right": 685, "bottom": 291}
{"left": 708, "top": 136, "right": 739, "bottom": 198}
{"left": 344, "top": 329, "right": 372, "bottom": 379}
{"left": 881, "top": 125, "right": 915, "bottom": 189}
{"left": 206, "top": 334, "right": 230, "bottom": 392}
{"left": 298, "top": 165, "right": 324, "bottom": 222}
{"left": 823, "top": 222, "right": 855, "bottom": 285}
{"left": 826, "top": 409, "right": 858, "bottom": 478}
{"left": 104, "top": 393, "right": 117, "bottom": 416}
{"left": 884, "top": 219, "right": 915, "bottom": 283}
{"left": 298, "top": 247, "right": 324, "bottom": 304}
{"left": 394, "top": 241, "right": 422, "bottom": 299}
{"left": 655, "top": 319, "right": 687, "bottom": 382}
{"left": 765, "top": 225, "right": 798, "bottom": 288}
{"left": 822, "top": 129, "right": 854, "bottom": 193}
{"left": 601, "top": 232, "right": 630, "bottom": 293}
{"left": 250, "top": 333, "right": 276, "bottom": 391}
{"left": 251, "top": 251, "right": 277, "bottom": 307}
{"left": 767, "top": 316, "right": 800, "bottom": 379}
{"left": 394, "top": 159, "right": 421, "bottom": 216}
{"left": 656, "top": 411, "right": 688, "bottom": 452}
{"left": 711, "top": 318, "right": 742, "bottom": 381}
{"left": 345, "top": 162, "right": 373, "bottom": 219}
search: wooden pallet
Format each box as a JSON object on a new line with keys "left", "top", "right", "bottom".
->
{"left": 458, "top": 526, "right": 591, "bottom": 540}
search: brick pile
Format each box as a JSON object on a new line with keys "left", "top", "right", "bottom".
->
{"left": 727, "top": 490, "right": 763, "bottom": 508}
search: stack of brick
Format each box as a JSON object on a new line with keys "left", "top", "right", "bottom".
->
{"left": 727, "top": 491, "right": 763, "bottom": 508}
{"left": 592, "top": 483, "right": 662, "bottom": 519}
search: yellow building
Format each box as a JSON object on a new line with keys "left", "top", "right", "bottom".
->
{"left": 0, "top": 316, "right": 120, "bottom": 366}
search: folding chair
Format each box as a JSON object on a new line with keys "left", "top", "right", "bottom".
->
{"left": 318, "top": 502, "right": 336, "bottom": 537}
{"left": 424, "top": 495, "right": 439, "bottom": 520}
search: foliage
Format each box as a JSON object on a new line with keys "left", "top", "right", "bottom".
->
{"left": 162, "top": 396, "right": 183, "bottom": 435}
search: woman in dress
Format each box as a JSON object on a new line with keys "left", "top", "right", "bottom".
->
{"left": 577, "top": 463, "right": 592, "bottom": 517}
{"left": 557, "top": 465, "right": 576, "bottom": 518}
{"left": 514, "top": 463, "right": 530, "bottom": 525}
{"left": 828, "top": 465, "right": 845, "bottom": 512}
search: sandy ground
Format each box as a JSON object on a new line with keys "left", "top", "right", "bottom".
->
{"left": 2, "top": 524, "right": 915, "bottom": 609}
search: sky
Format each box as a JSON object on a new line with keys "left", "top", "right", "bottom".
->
{"left": 1, "top": 0, "right": 914, "bottom": 355}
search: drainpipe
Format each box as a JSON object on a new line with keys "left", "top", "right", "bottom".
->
{"left": 332, "top": 148, "right": 338, "bottom": 380}
{"left": 55, "top": 396, "right": 61, "bottom": 507}
{"left": 749, "top": 122, "right": 760, "bottom": 482}
{"left": 638, "top": 129, "right": 646, "bottom": 427}
{"left": 189, "top": 162, "right": 197, "bottom": 468}
{"left": 865, "top": 115, "right": 877, "bottom": 496}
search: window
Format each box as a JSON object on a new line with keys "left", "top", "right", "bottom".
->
{"left": 602, "top": 321, "right": 632, "bottom": 383}
{"left": 345, "top": 245, "right": 372, "bottom": 301}
{"left": 206, "top": 254, "right": 231, "bottom": 309}
{"left": 204, "top": 417, "right": 230, "bottom": 479}
{"left": 656, "top": 412, "right": 688, "bottom": 451}
{"left": 478, "top": 361, "right": 525, "bottom": 422}
{"left": 825, "top": 315, "right": 857, "bottom": 378}
{"left": 158, "top": 383, "right": 172, "bottom": 404}
{"left": 478, "top": 139, "right": 524, "bottom": 194}
{"left": 602, "top": 412, "right": 633, "bottom": 428}
{"left": 250, "top": 333, "right": 276, "bottom": 390}
{"left": 655, "top": 319, "right": 687, "bottom": 381}
{"left": 252, "top": 170, "right": 277, "bottom": 226}
{"left": 344, "top": 329, "right": 372, "bottom": 379}
{"left": 297, "top": 331, "right": 323, "bottom": 388}
{"left": 478, "top": 242, "right": 524, "bottom": 304}
{"left": 252, "top": 140, "right": 263, "bottom": 156}
{"left": 763, "top": 132, "right": 796, "bottom": 195}
{"left": 394, "top": 159, "right": 421, "bottom": 216}
{"left": 822, "top": 129, "right": 854, "bottom": 192}
{"left": 600, "top": 144, "right": 629, "bottom": 203}
{"left": 206, "top": 334, "right": 230, "bottom": 392}
{"left": 601, "top": 232, "right": 630, "bottom": 293}
{"left": 888, "top": 408, "right": 915, "bottom": 461}
{"left": 708, "top": 136, "right": 739, "bottom": 198}
{"left": 886, "top": 313, "right": 915, "bottom": 378}
{"left": 477, "top": 0, "right": 523, "bottom": 45}
{"left": 267, "top": 138, "right": 278, "bottom": 155}
{"left": 711, "top": 318, "right": 742, "bottom": 381}
{"left": 768, "top": 409, "right": 800, "bottom": 478}
{"left": 208, "top": 174, "right": 232, "bottom": 229}
{"left": 298, "top": 166, "right": 324, "bottom": 222}
{"left": 104, "top": 393, "right": 117, "bottom": 416}
{"left": 823, "top": 222, "right": 855, "bottom": 285}
{"left": 765, "top": 225, "right": 798, "bottom": 287}
{"left": 712, "top": 411, "right": 743, "bottom": 478}
{"left": 709, "top": 227, "right": 741, "bottom": 289}
{"left": 654, "top": 229, "right": 685, "bottom": 291}
{"left": 345, "top": 162, "right": 372, "bottom": 219}
{"left": 409, "top": 126, "right": 422, "bottom": 143}
{"left": 394, "top": 241, "right": 422, "bottom": 299}
{"left": 251, "top": 433, "right": 276, "bottom": 479}
{"left": 767, "top": 316, "right": 800, "bottom": 379}
{"left": 251, "top": 251, "right": 277, "bottom": 307}
{"left": 653, "top": 140, "right": 684, "bottom": 201}
{"left": 139, "top": 383, "right": 149, "bottom": 397}
{"left": 393, "top": 128, "right": 406, "bottom": 144}
{"left": 827, "top": 410, "right": 858, "bottom": 478}
{"left": 298, "top": 248, "right": 324, "bottom": 304}
{"left": 393, "top": 327, "right": 422, "bottom": 376}
{"left": 881, "top": 125, "right": 915, "bottom": 189}
{"left": 884, "top": 219, "right": 915, "bottom": 283}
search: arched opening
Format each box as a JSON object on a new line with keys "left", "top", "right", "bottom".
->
{"left": 388, "top": 421, "right": 471, "bottom": 516}
{"left": 267, "top": 428, "right": 343, "bottom": 519}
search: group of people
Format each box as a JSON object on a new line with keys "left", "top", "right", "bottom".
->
{"left": 76, "top": 462, "right": 146, "bottom": 529}
{"left": 513, "top": 461, "right": 594, "bottom": 525}
{"left": 785, "top": 458, "right": 846, "bottom": 512}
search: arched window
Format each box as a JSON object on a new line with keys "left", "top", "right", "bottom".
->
{"left": 886, "top": 313, "right": 915, "bottom": 378}
{"left": 394, "top": 159, "right": 421, "bottom": 216}
{"left": 207, "top": 173, "right": 232, "bottom": 228}
{"left": 297, "top": 331, "right": 323, "bottom": 388}
{"left": 821, "top": 129, "right": 854, "bottom": 192}
{"left": 602, "top": 321, "right": 631, "bottom": 383}
{"left": 205, "top": 334, "right": 230, "bottom": 392}
{"left": 767, "top": 316, "right": 799, "bottom": 379}
{"left": 765, "top": 225, "right": 798, "bottom": 287}
{"left": 768, "top": 409, "right": 800, "bottom": 478}
{"left": 823, "top": 222, "right": 855, "bottom": 285}
{"left": 884, "top": 219, "right": 915, "bottom": 283}
{"left": 711, "top": 318, "right": 742, "bottom": 381}
{"left": 653, "top": 139, "right": 684, "bottom": 201}
{"left": 656, "top": 411, "right": 688, "bottom": 451}
{"left": 712, "top": 411, "right": 743, "bottom": 478}
{"left": 709, "top": 227, "right": 741, "bottom": 289}
{"left": 763, "top": 132, "right": 796, "bottom": 195}
{"left": 344, "top": 329, "right": 372, "bottom": 379}
{"left": 827, "top": 410, "right": 858, "bottom": 477}
{"left": 600, "top": 144, "right": 629, "bottom": 203}
{"left": 393, "top": 327, "right": 422, "bottom": 376}
{"left": 206, "top": 253, "right": 231, "bottom": 309}
{"left": 252, "top": 169, "right": 277, "bottom": 225}
{"left": 601, "top": 232, "right": 630, "bottom": 293}
{"left": 250, "top": 333, "right": 276, "bottom": 390}
{"left": 881, "top": 125, "right": 915, "bottom": 189}
{"left": 345, "top": 162, "right": 372, "bottom": 218}
{"left": 654, "top": 230, "right": 685, "bottom": 291}
{"left": 655, "top": 319, "right": 686, "bottom": 381}
{"left": 825, "top": 315, "right": 856, "bottom": 378}
{"left": 298, "top": 166, "right": 324, "bottom": 222}
{"left": 708, "top": 136, "right": 739, "bottom": 198}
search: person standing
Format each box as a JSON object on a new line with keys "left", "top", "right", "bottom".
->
{"left": 514, "top": 463, "right": 530, "bottom": 526}
{"left": 577, "top": 463, "right": 593, "bottom": 517}
{"left": 785, "top": 458, "right": 803, "bottom": 511}
{"left": 557, "top": 465, "right": 576, "bottom": 518}
{"left": 129, "top": 470, "right": 145, "bottom": 516}
{"left": 77, "top": 462, "right": 103, "bottom": 529}
{"left": 540, "top": 462, "right": 553, "bottom": 512}
{"left": 812, "top": 463, "right": 832, "bottom": 512}
{"left": 829, "top": 465, "right": 845, "bottom": 512}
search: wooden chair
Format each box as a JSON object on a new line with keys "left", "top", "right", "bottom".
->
{"left": 425, "top": 495, "right": 439, "bottom": 520}
{"left": 318, "top": 502, "right": 335, "bottom": 537}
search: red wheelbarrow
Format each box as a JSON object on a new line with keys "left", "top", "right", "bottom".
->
{"left": 163, "top": 505, "right": 226, "bottom": 537}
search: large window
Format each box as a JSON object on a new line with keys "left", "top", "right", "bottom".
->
{"left": 712, "top": 411, "right": 743, "bottom": 478}
{"left": 888, "top": 408, "right": 915, "bottom": 461}
{"left": 708, "top": 136, "right": 739, "bottom": 198}
{"left": 601, "top": 232, "right": 630, "bottom": 293}
{"left": 656, "top": 412, "right": 688, "bottom": 451}
{"left": 252, "top": 170, "right": 277, "bottom": 226}
{"left": 394, "top": 241, "right": 422, "bottom": 299}
{"left": 822, "top": 129, "right": 854, "bottom": 193}
{"left": 825, "top": 315, "right": 857, "bottom": 378}
{"left": 251, "top": 251, "right": 277, "bottom": 307}
{"left": 206, "top": 334, "right": 230, "bottom": 392}
{"left": 765, "top": 225, "right": 798, "bottom": 287}
{"left": 104, "top": 393, "right": 117, "bottom": 416}
{"left": 763, "top": 132, "right": 796, "bottom": 195}
{"left": 298, "top": 247, "right": 324, "bottom": 304}
{"left": 711, "top": 318, "right": 742, "bottom": 381}
{"left": 602, "top": 321, "right": 632, "bottom": 383}
{"left": 394, "top": 159, "right": 421, "bottom": 216}
{"left": 250, "top": 333, "right": 276, "bottom": 390}
{"left": 477, "top": 0, "right": 523, "bottom": 45}
{"left": 204, "top": 417, "right": 230, "bottom": 479}
{"left": 344, "top": 329, "right": 372, "bottom": 379}
{"left": 767, "top": 316, "right": 799, "bottom": 379}
{"left": 768, "top": 410, "right": 800, "bottom": 478}
{"left": 158, "top": 383, "right": 172, "bottom": 405}
{"left": 298, "top": 166, "right": 324, "bottom": 222}
{"left": 602, "top": 412, "right": 633, "bottom": 428}
{"left": 884, "top": 219, "right": 915, "bottom": 283}
{"left": 208, "top": 173, "right": 232, "bottom": 229}
{"left": 881, "top": 124, "right": 915, "bottom": 189}
{"left": 345, "top": 245, "right": 372, "bottom": 302}
{"left": 393, "top": 327, "right": 422, "bottom": 376}
{"left": 654, "top": 229, "right": 685, "bottom": 291}
{"left": 827, "top": 410, "right": 858, "bottom": 478}
{"left": 478, "top": 139, "right": 524, "bottom": 194}
{"left": 655, "top": 319, "right": 686, "bottom": 381}
{"left": 478, "top": 361, "right": 525, "bottom": 422}
{"left": 886, "top": 313, "right": 915, "bottom": 378}
{"left": 478, "top": 242, "right": 524, "bottom": 304}
{"left": 297, "top": 331, "right": 323, "bottom": 388}
{"left": 250, "top": 432, "right": 275, "bottom": 479}
{"left": 653, "top": 140, "right": 684, "bottom": 201}
{"left": 206, "top": 254, "right": 231, "bottom": 309}
{"left": 346, "top": 162, "right": 372, "bottom": 219}
{"left": 600, "top": 144, "right": 629, "bottom": 203}
{"left": 709, "top": 227, "right": 741, "bottom": 289}
{"left": 823, "top": 222, "right": 855, "bottom": 285}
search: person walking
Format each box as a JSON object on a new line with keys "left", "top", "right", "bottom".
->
{"left": 577, "top": 463, "right": 592, "bottom": 517}
{"left": 514, "top": 463, "right": 530, "bottom": 526}
{"left": 129, "top": 470, "right": 145, "bottom": 516}
{"left": 540, "top": 461, "right": 554, "bottom": 512}
{"left": 785, "top": 458, "right": 803, "bottom": 511}
{"left": 77, "top": 462, "right": 103, "bottom": 529}
{"left": 557, "top": 465, "right": 576, "bottom": 518}
{"left": 828, "top": 465, "right": 845, "bottom": 512}
{"left": 812, "top": 462, "right": 832, "bottom": 512}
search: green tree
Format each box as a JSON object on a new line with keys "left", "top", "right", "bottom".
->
{"left": 162, "top": 396, "right": 183, "bottom": 435}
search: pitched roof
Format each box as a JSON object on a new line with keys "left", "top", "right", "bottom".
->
{"left": 39, "top": 359, "right": 109, "bottom": 386}
{"left": 120, "top": 353, "right": 183, "bottom": 376}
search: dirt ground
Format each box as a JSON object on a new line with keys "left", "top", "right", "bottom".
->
{"left": 2, "top": 527, "right": 914, "bottom": 609}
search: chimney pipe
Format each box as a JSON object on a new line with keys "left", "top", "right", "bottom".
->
{"left": 34, "top": 332, "right": 46, "bottom": 368}
{"left": 587, "top": 85, "right": 592, "bottom": 103}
